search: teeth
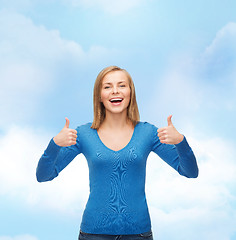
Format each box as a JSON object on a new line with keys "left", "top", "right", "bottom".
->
{"left": 110, "top": 98, "right": 123, "bottom": 102}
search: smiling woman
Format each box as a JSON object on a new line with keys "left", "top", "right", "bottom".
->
{"left": 92, "top": 66, "right": 140, "bottom": 130}
{"left": 36, "top": 66, "right": 198, "bottom": 240}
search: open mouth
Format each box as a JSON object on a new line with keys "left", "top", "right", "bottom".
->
{"left": 109, "top": 98, "right": 123, "bottom": 103}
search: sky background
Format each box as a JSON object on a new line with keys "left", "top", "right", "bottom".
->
{"left": 0, "top": 0, "right": 236, "bottom": 239}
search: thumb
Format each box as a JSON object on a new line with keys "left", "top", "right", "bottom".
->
{"left": 64, "top": 117, "right": 70, "bottom": 128}
{"left": 167, "top": 115, "right": 173, "bottom": 126}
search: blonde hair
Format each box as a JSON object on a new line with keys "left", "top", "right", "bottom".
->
{"left": 91, "top": 66, "right": 140, "bottom": 129}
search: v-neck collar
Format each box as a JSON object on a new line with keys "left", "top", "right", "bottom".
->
{"left": 95, "top": 122, "right": 139, "bottom": 153}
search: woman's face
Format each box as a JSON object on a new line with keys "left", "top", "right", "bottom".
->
{"left": 100, "top": 70, "right": 131, "bottom": 116}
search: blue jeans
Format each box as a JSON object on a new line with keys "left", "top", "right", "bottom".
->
{"left": 78, "top": 230, "right": 153, "bottom": 240}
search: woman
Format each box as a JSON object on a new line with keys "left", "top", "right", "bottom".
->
{"left": 36, "top": 66, "right": 199, "bottom": 240}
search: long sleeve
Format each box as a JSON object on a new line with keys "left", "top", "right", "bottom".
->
{"left": 151, "top": 124, "right": 198, "bottom": 178}
{"left": 36, "top": 129, "right": 81, "bottom": 182}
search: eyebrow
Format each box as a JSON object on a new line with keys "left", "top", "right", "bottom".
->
{"left": 103, "top": 81, "right": 127, "bottom": 85}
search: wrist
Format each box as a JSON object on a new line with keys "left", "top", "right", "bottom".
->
{"left": 53, "top": 136, "right": 60, "bottom": 146}
{"left": 176, "top": 134, "right": 184, "bottom": 144}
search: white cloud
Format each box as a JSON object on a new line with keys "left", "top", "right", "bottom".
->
{"left": 62, "top": 0, "right": 148, "bottom": 15}
{"left": 146, "top": 22, "right": 236, "bottom": 132}
{"left": 0, "top": 10, "right": 118, "bottom": 128}
{"left": 0, "top": 235, "right": 38, "bottom": 240}
{"left": 146, "top": 136, "right": 236, "bottom": 240}
{"left": 198, "top": 22, "right": 236, "bottom": 82}
{"left": 0, "top": 10, "right": 86, "bottom": 76}
{"left": 0, "top": 126, "right": 89, "bottom": 214}
{"left": 0, "top": 0, "right": 33, "bottom": 11}
{"left": 0, "top": 10, "right": 81, "bottom": 126}
{"left": 204, "top": 22, "right": 236, "bottom": 60}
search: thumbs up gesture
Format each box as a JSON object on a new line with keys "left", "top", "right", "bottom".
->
{"left": 157, "top": 115, "right": 184, "bottom": 145}
{"left": 53, "top": 117, "right": 78, "bottom": 147}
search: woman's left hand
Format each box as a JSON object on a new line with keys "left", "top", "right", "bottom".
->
{"left": 157, "top": 115, "right": 184, "bottom": 145}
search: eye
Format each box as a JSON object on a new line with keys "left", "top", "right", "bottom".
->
{"left": 120, "top": 84, "right": 126, "bottom": 88}
{"left": 104, "top": 86, "right": 110, "bottom": 89}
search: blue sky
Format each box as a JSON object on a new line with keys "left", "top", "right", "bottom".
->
{"left": 0, "top": 0, "right": 236, "bottom": 239}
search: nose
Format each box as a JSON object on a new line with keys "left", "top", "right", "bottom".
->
{"left": 112, "top": 86, "right": 119, "bottom": 94}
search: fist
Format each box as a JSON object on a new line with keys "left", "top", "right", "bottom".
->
{"left": 157, "top": 115, "right": 184, "bottom": 145}
{"left": 53, "top": 117, "right": 77, "bottom": 147}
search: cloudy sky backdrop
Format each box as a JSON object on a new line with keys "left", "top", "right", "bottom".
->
{"left": 0, "top": 0, "right": 236, "bottom": 239}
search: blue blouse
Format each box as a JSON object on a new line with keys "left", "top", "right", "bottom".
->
{"left": 36, "top": 121, "right": 198, "bottom": 235}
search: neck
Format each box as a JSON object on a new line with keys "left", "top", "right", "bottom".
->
{"left": 101, "top": 111, "right": 132, "bottom": 130}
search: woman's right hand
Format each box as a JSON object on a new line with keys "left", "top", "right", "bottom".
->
{"left": 53, "top": 118, "right": 77, "bottom": 147}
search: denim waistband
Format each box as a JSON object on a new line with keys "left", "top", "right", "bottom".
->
{"left": 79, "top": 229, "right": 153, "bottom": 240}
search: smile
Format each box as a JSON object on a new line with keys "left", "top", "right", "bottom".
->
{"left": 109, "top": 98, "right": 123, "bottom": 105}
{"left": 109, "top": 98, "right": 123, "bottom": 103}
